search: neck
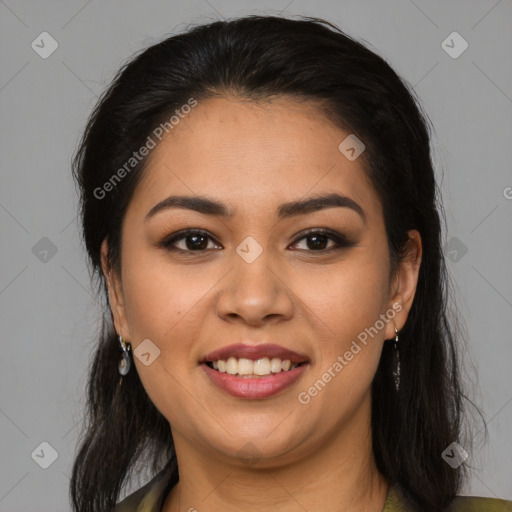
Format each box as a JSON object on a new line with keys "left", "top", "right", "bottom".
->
{"left": 163, "top": 394, "right": 389, "bottom": 512}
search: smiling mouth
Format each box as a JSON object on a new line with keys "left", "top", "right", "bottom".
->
{"left": 204, "top": 357, "right": 308, "bottom": 378}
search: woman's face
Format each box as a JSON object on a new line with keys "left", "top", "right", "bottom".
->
{"left": 103, "top": 96, "right": 421, "bottom": 467}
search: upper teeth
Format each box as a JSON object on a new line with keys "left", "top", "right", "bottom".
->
{"left": 211, "top": 357, "right": 300, "bottom": 376}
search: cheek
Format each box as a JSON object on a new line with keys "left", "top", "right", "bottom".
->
{"left": 120, "top": 255, "right": 209, "bottom": 421}
{"left": 121, "top": 250, "right": 211, "bottom": 340}
{"left": 296, "top": 265, "right": 388, "bottom": 423}
{"left": 292, "top": 251, "right": 390, "bottom": 408}
{"left": 297, "top": 255, "right": 389, "bottom": 341}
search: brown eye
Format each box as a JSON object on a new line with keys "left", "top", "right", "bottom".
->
{"left": 290, "top": 229, "right": 354, "bottom": 252}
{"left": 161, "top": 229, "right": 221, "bottom": 252}
{"left": 160, "top": 228, "right": 354, "bottom": 254}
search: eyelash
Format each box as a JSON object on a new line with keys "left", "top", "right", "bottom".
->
{"left": 160, "top": 228, "right": 354, "bottom": 254}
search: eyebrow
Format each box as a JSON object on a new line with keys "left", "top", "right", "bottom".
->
{"left": 144, "top": 192, "right": 366, "bottom": 223}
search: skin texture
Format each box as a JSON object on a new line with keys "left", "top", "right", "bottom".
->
{"left": 101, "top": 96, "right": 422, "bottom": 512}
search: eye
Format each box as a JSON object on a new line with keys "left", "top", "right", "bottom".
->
{"left": 289, "top": 229, "right": 354, "bottom": 252}
{"left": 160, "top": 229, "right": 221, "bottom": 252}
{"left": 160, "top": 228, "right": 354, "bottom": 254}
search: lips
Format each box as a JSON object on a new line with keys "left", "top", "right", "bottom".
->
{"left": 202, "top": 362, "right": 308, "bottom": 399}
{"left": 199, "top": 342, "right": 310, "bottom": 399}
{"left": 200, "top": 343, "right": 309, "bottom": 365}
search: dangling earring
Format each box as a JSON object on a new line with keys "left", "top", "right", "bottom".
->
{"left": 392, "top": 326, "right": 400, "bottom": 391}
{"left": 118, "top": 335, "right": 131, "bottom": 376}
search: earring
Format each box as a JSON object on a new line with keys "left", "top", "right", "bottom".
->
{"left": 118, "top": 335, "right": 131, "bottom": 376}
{"left": 392, "top": 326, "right": 400, "bottom": 391}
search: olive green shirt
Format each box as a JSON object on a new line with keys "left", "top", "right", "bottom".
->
{"left": 114, "top": 465, "right": 512, "bottom": 511}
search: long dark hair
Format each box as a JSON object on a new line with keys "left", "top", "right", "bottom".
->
{"left": 70, "top": 15, "right": 482, "bottom": 512}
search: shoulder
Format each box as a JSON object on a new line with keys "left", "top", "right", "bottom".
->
{"left": 113, "top": 486, "right": 146, "bottom": 512}
{"left": 384, "top": 485, "right": 512, "bottom": 512}
{"left": 446, "top": 495, "right": 512, "bottom": 511}
{"left": 113, "top": 477, "right": 162, "bottom": 512}
{"left": 113, "top": 463, "right": 177, "bottom": 512}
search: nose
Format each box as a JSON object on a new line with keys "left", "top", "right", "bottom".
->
{"left": 215, "top": 248, "right": 294, "bottom": 327}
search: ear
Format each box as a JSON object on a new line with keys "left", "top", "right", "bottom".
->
{"left": 384, "top": 229, "right": 422, "bottom": 340}
{"left": 100, "top": 238, "right": 131, "bottom": 340}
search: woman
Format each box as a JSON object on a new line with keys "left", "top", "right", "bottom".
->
{"left": 69, "top": 15, "right": 511, "bottom": 512}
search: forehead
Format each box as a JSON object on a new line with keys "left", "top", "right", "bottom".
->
{"left": 128, "top": 96, "right": 380, "bottom": 221}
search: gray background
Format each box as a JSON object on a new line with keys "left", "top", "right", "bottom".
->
{"left": 1, "top": 0, "right": 511, "bottom": 510}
